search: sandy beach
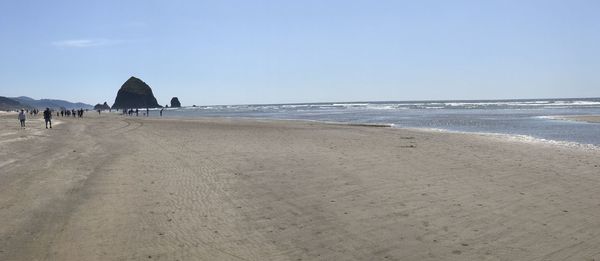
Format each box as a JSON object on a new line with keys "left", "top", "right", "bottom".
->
{"left": 1, "top": 113, "right": 600, "bottom": 261}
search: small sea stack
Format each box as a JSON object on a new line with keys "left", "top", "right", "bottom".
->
{"left": 170, "top": 97, "right": 181, "bottom": 108}
{"left": 94, "top": 102, "right": 111, "bottom": 111}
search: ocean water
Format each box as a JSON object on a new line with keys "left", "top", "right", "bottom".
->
{"left": 152, "top": 98, "right": 600, "bottom": 148}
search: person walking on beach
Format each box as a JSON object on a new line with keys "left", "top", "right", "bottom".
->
{"left": 43, "top": 108, "right": 52, "bottom": 129}
{"left": 18, "top": 109, "right": 26, "bottom": 128}
{"left": 160, "top": 108, "right": 164, "bottom": 117}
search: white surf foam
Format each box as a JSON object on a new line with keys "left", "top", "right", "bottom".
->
{"left": 401, "top": 127, "right": 600, "bottom": 151}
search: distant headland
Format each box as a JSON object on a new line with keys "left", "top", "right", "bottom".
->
{"left": 0, "top": 96, "right": 93, "bottom": 111}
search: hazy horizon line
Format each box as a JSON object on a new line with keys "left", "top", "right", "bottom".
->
{"left": 4, "top": 95, "right": 600, "bottom": 108}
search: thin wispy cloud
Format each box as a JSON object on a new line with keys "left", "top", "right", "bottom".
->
{"left": 52, "top": 38, "right": 122, "bottom": 48}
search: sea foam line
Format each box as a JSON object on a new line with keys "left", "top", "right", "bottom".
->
{"left": 402, "top": 126, "right": 600, "bottom": 151}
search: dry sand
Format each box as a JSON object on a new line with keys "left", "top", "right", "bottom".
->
{"left": 1, "top": 113, "right": 600, "bottom": 261}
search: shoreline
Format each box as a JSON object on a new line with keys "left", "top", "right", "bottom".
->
{"left": 5, "top": 109, "right": 600, "bottom": 150}
{"left": 2, "top": 114, "right": 600, "bottom": 260}
{"left": 3, "top": 111, "right": 600, "bottom": 151}
{"left": 124, "top": 114, "right": 600, "bottom": 151}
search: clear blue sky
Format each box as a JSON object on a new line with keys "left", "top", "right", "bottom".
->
{"left": 0, "top": 0, "right": 599, "bottom": 105}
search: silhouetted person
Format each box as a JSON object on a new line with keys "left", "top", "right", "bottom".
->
{"left": 18, "top": 109, "right": 26, "bottom": 128}
{"left": 160, "top": 108, "right": 164, "bottom": 117}
{"left": 43, "top": 108, "right": 52, "bottom": 129}
{"left": 135, "top": 109, "right": 139, "bottom": 117}
{"left": 146, "top": 108, "right": 149, "bottom": 117}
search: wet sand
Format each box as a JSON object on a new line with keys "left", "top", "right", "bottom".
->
{"left": 1, "top": 113, "right": 600, "bottom": 261}
{"left": 556, "top": 115, "right": 600, "bottom": 123}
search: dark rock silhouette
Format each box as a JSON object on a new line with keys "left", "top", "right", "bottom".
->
{"left": 170, "top": 97, "right": 181, "bottom": 108}
{"left": 111, "top": 76, "right": 161, "bottom": 109}
{"left": 94, "top": 102, "right": 111, "bottom": 111}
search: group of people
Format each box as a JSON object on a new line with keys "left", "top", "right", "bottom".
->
{"left": 17, "top": 108, "right": 87, "bottom": 129}
{"left": 124, "top": 108, "right": 141, "bottom": 116}
{"left": 18, "top": 107, "right": 166, "bottom": 129}
{"left": 28, "top": 109, "right": 40, "bottom": 116}
{"left": 59, "top": 109, "right": 85, "bottom": 118}
{"left": 121, "top": 108, "right": 165, "bottom": 117}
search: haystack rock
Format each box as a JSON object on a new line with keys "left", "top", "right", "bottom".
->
{"left": 170, "top": 97, "right": 181, "bottom": 108}
{"left": 111, "top": 76, "right": 161, "bottom": 109}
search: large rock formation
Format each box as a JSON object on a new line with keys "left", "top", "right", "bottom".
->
{"left": 111, "top": 76, "right": 161, "bottom": 109}
{"left": 170, "top": 97, "right": 181, "bottom": 108}
{"left": 94, "top": 102, "right": 111, "bottom": 111}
